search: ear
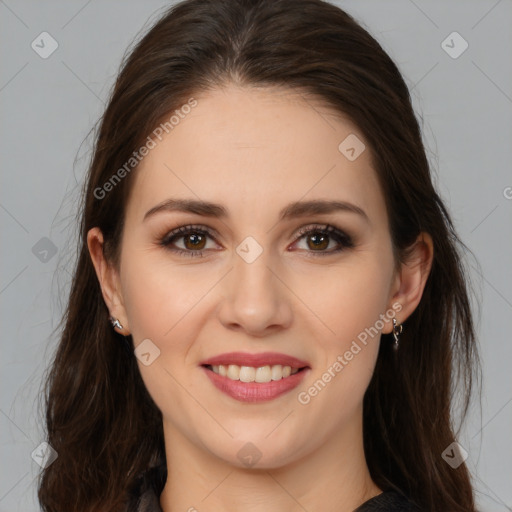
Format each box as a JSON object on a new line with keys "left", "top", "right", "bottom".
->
{"left": 382, "top": 232, "right": 434, "bottom": 334}
{"left": 87, "top": 227, "right": 130, "bottom": 335}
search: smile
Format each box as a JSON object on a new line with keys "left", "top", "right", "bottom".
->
{"left": 200, "top": 352, "right": 310, "bottom": 402}
{"left": 207, "top": 364, "right": 300, "bottom": 382}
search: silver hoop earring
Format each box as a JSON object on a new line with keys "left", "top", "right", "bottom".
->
{"left": 392, "top": 318, "right": 403, "bottom": 351}
{"left": 109, "top": 316, "right": 124, "bottom": 330}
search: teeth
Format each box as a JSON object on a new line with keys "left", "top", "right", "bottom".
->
{"left": 255, "top": 365, "right": 271, "bottom": 383}
{"left": 210, "top": 364, "right": 300, "bottom": 382}
{"left": 239, "top": 366, "right": 256, "bottom": 382}
{"left": 227, "top": 364, "right": 240, "bottom": 380}
{"left": 271, "top": 364, "right": 283, "bottom": 381}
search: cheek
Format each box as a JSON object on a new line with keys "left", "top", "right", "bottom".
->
{"left": 119, "top": 250, "right": 221, "bottom": 408}
{"left": 120, "top": 248, "right": 211, "bottom": 344}
{"left": 302, "top": 254, "right": 393, "bottom": 345}
{"left": 295, "top": 251, "right": 394, "bottom": 404}
{"left": 119, "top": 251, "right": 215, "bottom": 428}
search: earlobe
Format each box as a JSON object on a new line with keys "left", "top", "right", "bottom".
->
{"left": 86, "top": 227, "right": 130, "bottom": 334}
{"left": 384, "top": 232, "right": 434, "bottom": 333}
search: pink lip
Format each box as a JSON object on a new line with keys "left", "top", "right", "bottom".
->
{"left": 199, "top": 351, "right": 310, "bottom": 369}
{"left": 202, "top": 366, "right": 310, "bottom": 403}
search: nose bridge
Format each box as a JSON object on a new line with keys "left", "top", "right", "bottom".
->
{"left": 234, "top": 245, "right": 275, "bottom": 298}
{"left": 232, "top": 240, "right": 280, "bottom": 309}
{"left": 217, "top": 237, "right": 292, "bottom": 333}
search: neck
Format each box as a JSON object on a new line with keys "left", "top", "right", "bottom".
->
{"left": 159, "top": 413, "right": 381, "bottom": 512}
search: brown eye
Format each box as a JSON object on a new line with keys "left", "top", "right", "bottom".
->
{"left": 305, "top": 232, "right": 330, "bottom": 251}
{"left": 293, "top": 224, "right": 354, "bottom": 256}
{"left": 183, "top": 232, "right": 207, "bottom": 250}
{"left": 160, "top": 225, "right": 218, "bottom": 257}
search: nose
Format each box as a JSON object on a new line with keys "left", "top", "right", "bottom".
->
{"left": 217, "top": 246, "right": 293, "bottom": 337}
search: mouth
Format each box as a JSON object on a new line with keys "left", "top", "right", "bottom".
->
{"left": 200, "top": 352, "right": 310, "bottom": 402}
{"left": 202, "top": 363, "right": 304, "bottom": 382}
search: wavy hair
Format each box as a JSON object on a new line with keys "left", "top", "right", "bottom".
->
{"left": 38, "top": 1, "right": 481, "bottom": 510}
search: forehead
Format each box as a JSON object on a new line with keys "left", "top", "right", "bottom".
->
{"left": 127, "top": 84, "right": 385, "bottom": 226}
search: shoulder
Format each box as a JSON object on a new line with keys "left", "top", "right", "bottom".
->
{"left": 354, "top": 489, "right": 423, "bottom": 512}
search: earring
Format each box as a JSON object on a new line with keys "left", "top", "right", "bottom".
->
{"left": 109, "top": 316, "right": 124, "bottom": 330}
{"left": 392, "top": 318, "right": 403, "bottom": 351}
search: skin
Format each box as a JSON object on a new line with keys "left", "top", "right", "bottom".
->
{"left": 88, "top": 84, "right": 433, "bottom": 512}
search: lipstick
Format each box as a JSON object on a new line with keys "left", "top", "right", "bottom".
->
{"left": 200, "top": 351, "right": 310, "bottom": 403}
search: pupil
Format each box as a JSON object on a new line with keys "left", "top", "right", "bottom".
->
{"left": 309, "top": 233, "right": 328, "bottom": 250}
{"left": 186, "top": 233, "right": 205, "bottom": 249}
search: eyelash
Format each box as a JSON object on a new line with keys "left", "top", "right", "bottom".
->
{"left": 159, "top": 223, "right": 354, "bottom": 258}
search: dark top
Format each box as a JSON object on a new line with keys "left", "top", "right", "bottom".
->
{"left": 127, "top": 465, "right": 422, "bottom": 512}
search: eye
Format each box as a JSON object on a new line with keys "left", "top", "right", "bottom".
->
{"left": 159, "top": 223, "right": 354, "bottom": 258}
{"left": 291, "top": 224, "right": 354, "bottom": 256}
{"left": 160, "top": 225, "right": 219, "bottom": 257}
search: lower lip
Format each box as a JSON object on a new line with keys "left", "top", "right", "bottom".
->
{"left": 202, "top": 366, "right": 309, "bottom": 402}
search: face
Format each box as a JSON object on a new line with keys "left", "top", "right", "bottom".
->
{"left": 96, "top": 84, "right": 404, "bottom": 469}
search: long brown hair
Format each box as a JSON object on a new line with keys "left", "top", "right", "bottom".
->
{"left": 38, "top": 1, "right": 481, "bottom": 510}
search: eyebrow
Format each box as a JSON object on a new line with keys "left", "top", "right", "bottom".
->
{"left": 143, "top": 198, "right": 369, "bottom": 224}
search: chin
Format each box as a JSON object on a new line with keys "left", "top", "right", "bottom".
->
{"left": 205, "top": 433, "right": 305, "bottom": 471}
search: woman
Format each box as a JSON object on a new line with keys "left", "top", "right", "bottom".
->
{"left": 38, "top": 0, "right": 481, "bottom": 511}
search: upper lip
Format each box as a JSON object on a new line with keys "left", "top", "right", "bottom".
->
{"left": 200, "top": 351, "right": 310, "bottom": 369}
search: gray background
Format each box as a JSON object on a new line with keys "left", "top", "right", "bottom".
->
{"left": 1, "top": 1, "right": 511, "bottom": 510}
